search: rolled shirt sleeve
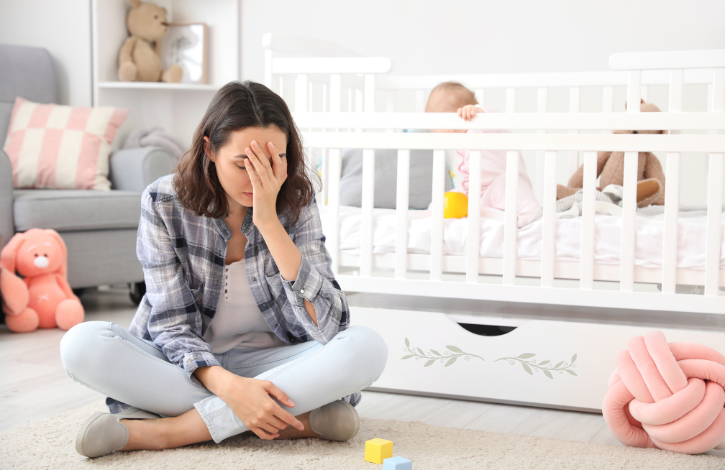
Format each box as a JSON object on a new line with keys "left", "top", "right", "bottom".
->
{"left": 277, "top": 202, "right": 350, "bottom": 344}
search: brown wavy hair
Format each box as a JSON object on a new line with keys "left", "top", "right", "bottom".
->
{"left": 174, "top": 81, "right": 317, "bottom": 227}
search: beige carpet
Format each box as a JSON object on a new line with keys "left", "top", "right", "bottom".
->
{"left": 1, "top": 401, "right": 724, "bottom": 469}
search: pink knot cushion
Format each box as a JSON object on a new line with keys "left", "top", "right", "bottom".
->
{"left": 602, "top": 330, "right": 725, "bottom": 454}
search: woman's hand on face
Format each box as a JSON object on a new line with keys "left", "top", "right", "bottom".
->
{"left": 221, "top": 375, "right": 304, "bottom": 440}
{"left": 244, "top": 140, "right": 288, "bottom": 230}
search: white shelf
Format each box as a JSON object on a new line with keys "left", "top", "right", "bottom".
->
{"left": 98, "top": 81, "right": 218, "bottom": 91}
{"left": 92, "top": 0, "right": 241, "bottom": 148}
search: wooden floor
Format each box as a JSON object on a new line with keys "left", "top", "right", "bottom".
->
{"left": 1, "top": 287, "right": 722, "bottom": 457}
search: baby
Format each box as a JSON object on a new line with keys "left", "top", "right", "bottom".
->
{"left": 426, "top": 82, "right": 542, "bottom": 227}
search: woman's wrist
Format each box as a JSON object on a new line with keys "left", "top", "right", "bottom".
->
{"left": 255, "top": 217, "right": 282, "bottom": 237}
{"left": 194, "top": 365, "right": 237, "bottom": 397}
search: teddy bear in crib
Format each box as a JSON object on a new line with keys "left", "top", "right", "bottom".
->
{"left": 118, "top": 0, "right": 183, "bottom": 83}
{"left": 556, "top": 100, "right": 666, "bottom": 208}
{"left": 0, "top": 229, "right": 84, "bottom": 333}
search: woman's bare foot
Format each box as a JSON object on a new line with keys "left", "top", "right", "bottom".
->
{"left": 118, "top": 408, "right": 212, "bottom": 451}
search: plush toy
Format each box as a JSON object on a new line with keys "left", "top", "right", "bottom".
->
{"left": 556, "top": 100, "right": 666, "bottom": 208}
{"left": 118, "top": 0, "right": 183, "bottom": 83}
{"left": 0, "top": 229, "right": 84, "bottom": 333}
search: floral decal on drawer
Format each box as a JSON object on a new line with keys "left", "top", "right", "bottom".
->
{"left": 496, "top": 353, "right": 578, "bottom": 379}
{"left": 401, "top": 338, "right": 484, "bottom": 367}
{"left": 401, "top": 338, "right": 578, "bottom": 379}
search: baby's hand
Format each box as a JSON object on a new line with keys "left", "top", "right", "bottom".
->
{"left": 457, "top": 105, "right": 482, "bottom": 121}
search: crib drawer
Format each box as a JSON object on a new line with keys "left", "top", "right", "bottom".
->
{"left": 350, "top": 306, "right": 725, "bottom": 412}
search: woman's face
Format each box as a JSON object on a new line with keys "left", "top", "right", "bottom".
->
{"left": 207, "top": 126, "right": 288, "bottom": 212}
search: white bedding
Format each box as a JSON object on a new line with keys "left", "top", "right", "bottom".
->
{"left": 318, "top": 205, "right": 725, "bottom": 270}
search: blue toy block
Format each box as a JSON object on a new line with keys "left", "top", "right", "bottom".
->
{"left": 383, "top": 456, "right": 412, "bottom": 470}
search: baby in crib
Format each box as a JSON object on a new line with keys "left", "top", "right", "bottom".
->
{"left": 426, "top": 82, "right": 542, "bottom": 227}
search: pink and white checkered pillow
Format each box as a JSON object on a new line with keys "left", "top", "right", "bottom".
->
{"left": 3, "top": 97, "right": 129, "bottom": 190}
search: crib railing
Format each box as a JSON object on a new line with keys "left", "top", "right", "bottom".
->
{"left": 263, "top": 33, "right": 391, "bottom": 113}
{"left": 297, "top": 111, "right": 725, "bottom": 315}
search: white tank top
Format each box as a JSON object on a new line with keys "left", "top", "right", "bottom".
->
{"left": 203, "top": 258, "right": 286, "bottom": 354}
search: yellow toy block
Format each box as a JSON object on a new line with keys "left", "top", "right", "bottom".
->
{"left": 365, "top": 438, "right": 393, "bottom": 464}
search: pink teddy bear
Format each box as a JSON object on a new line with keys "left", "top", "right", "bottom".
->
{"left": 0, "top": 229, "right": 84, "bottom": 332}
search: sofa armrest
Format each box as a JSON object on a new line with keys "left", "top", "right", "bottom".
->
{"left": 109, "top": 147, "right": 176, "bottom": 193}
{"left": 0, "top": 149, "right": 13, "bottom": 247}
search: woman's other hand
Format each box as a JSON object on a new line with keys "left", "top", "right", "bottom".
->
{"left": 194, "top": 366, "right": 304, "bottom": 440}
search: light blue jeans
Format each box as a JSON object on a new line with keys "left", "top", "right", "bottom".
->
{"left": 59, "top": 322, "right": 388, "bottom": 443}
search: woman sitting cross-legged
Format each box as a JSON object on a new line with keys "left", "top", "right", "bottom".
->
{"left": 60, "top": 81, "right": 388, "bottom": 458}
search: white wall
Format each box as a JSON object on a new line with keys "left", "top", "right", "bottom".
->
{"left": 0, "top": 0, "right": 92, "bottom": 106}
{"left": 241, "top": 0, "right": 725, "bottom": 80}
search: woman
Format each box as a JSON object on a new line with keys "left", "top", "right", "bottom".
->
{"left": 60, "top": 81, "right": 388, "bottom": 458}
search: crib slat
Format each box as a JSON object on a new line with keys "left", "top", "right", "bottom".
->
{"left": 360, "top": 149, "right": 376, "bottom": 277}
{"left": 386, "top": 90, "right": 396, "bottom": 113}
{"left": 395, "top": 150, "right": 410, "bottom": 279}
{"left": 506, "top": 88, "right": 516, "bottom": 113}
{"left": 602, "top": 86, "right": 614, "bottom": 113}
{"left": 466, "top": 150, "right": 482, "bottom": 283}
{"left": 705, "top": 153, "right": 723, "bottom": 296}
{"left": 320, "top": 148, "right": 328, "bottom": 205}
{"left": 330, "top": 74, "right": 341, "bottom": 113}
{"left": 713, "top": 68, "right": 725, "bottom": 111}
{"left": 430, "top": 149, "right": 446, "bottom": 281}
{"left": 322, "top": 83, "right": 328, "bottom": 113}
{"left": 364, "top": 74, "right": 375, "bottom": 113}
{"left": 308, "top": 81, "right": 314, "bottom": 112}
{"left": 567, "top": 87, "right": 581, "bottom": 177}
{"left": 620, "top": 71, "right": 641, "bottom": 291}
{"left": 535, "top": 87, "right": 548, "bottom": 202}
{"left": 295, "top": 74, "right": 308, "bottom": 112}
{"left": 503, "top": 151, "right": 519, "bottom": 285}
{"left": 327, "top": 148, "right": 342, "bottom": 275}
{"left": 662, "top": 152, "right": 680, "bottom": 294}
{"left": 627, "top": 71, "right": 642, "bottom": 111}
{"left": 669, "top": 69, "right": 684, "bottom": 113}
{"left": 661, "top": 69, "right": 684, "bottom": 295}
{"left": 537, "top": 87, "right": 548, "bottom": 113}
{"left": 541, "top": 151, "right": 557, "bottom": 288}
{"left": 620, "top": 151, "right": 638, "bottom": 292}
{"left": 355, "top": 88, "right": 364, "bottom": 113}
{"left": 415, "top": 90, "right": 426, "bottom": 112}
{"left": 580, "top": 151, "right": 597, "bottom": 289}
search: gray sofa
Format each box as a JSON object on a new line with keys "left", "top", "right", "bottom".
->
{"left": 0, "top": 44, "right": 175, "bottom": 299}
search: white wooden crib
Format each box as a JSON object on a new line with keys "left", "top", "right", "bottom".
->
{"left": 265, "top": 36, "right": 725, "bottom": 412}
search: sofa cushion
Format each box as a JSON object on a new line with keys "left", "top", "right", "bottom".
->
{"left": 13, "top": 189, "right": 141, "bottom": 232}
{"left": 4, "top": 97, "right": 129, "bottom": 190}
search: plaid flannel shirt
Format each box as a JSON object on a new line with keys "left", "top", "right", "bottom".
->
{"left": 107, "top": 175, "right": 354, "bottom": 413}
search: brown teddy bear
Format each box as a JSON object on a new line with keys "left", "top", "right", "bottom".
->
{"left": 556, "top": 100, "right": 666, "bottom": 208}
{"left": 118, "top": 0, "right": 183, "bottom": 83}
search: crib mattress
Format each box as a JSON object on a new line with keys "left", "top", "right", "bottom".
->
{"left": 318, "top": 204, "right": 725, "bottom": 270}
